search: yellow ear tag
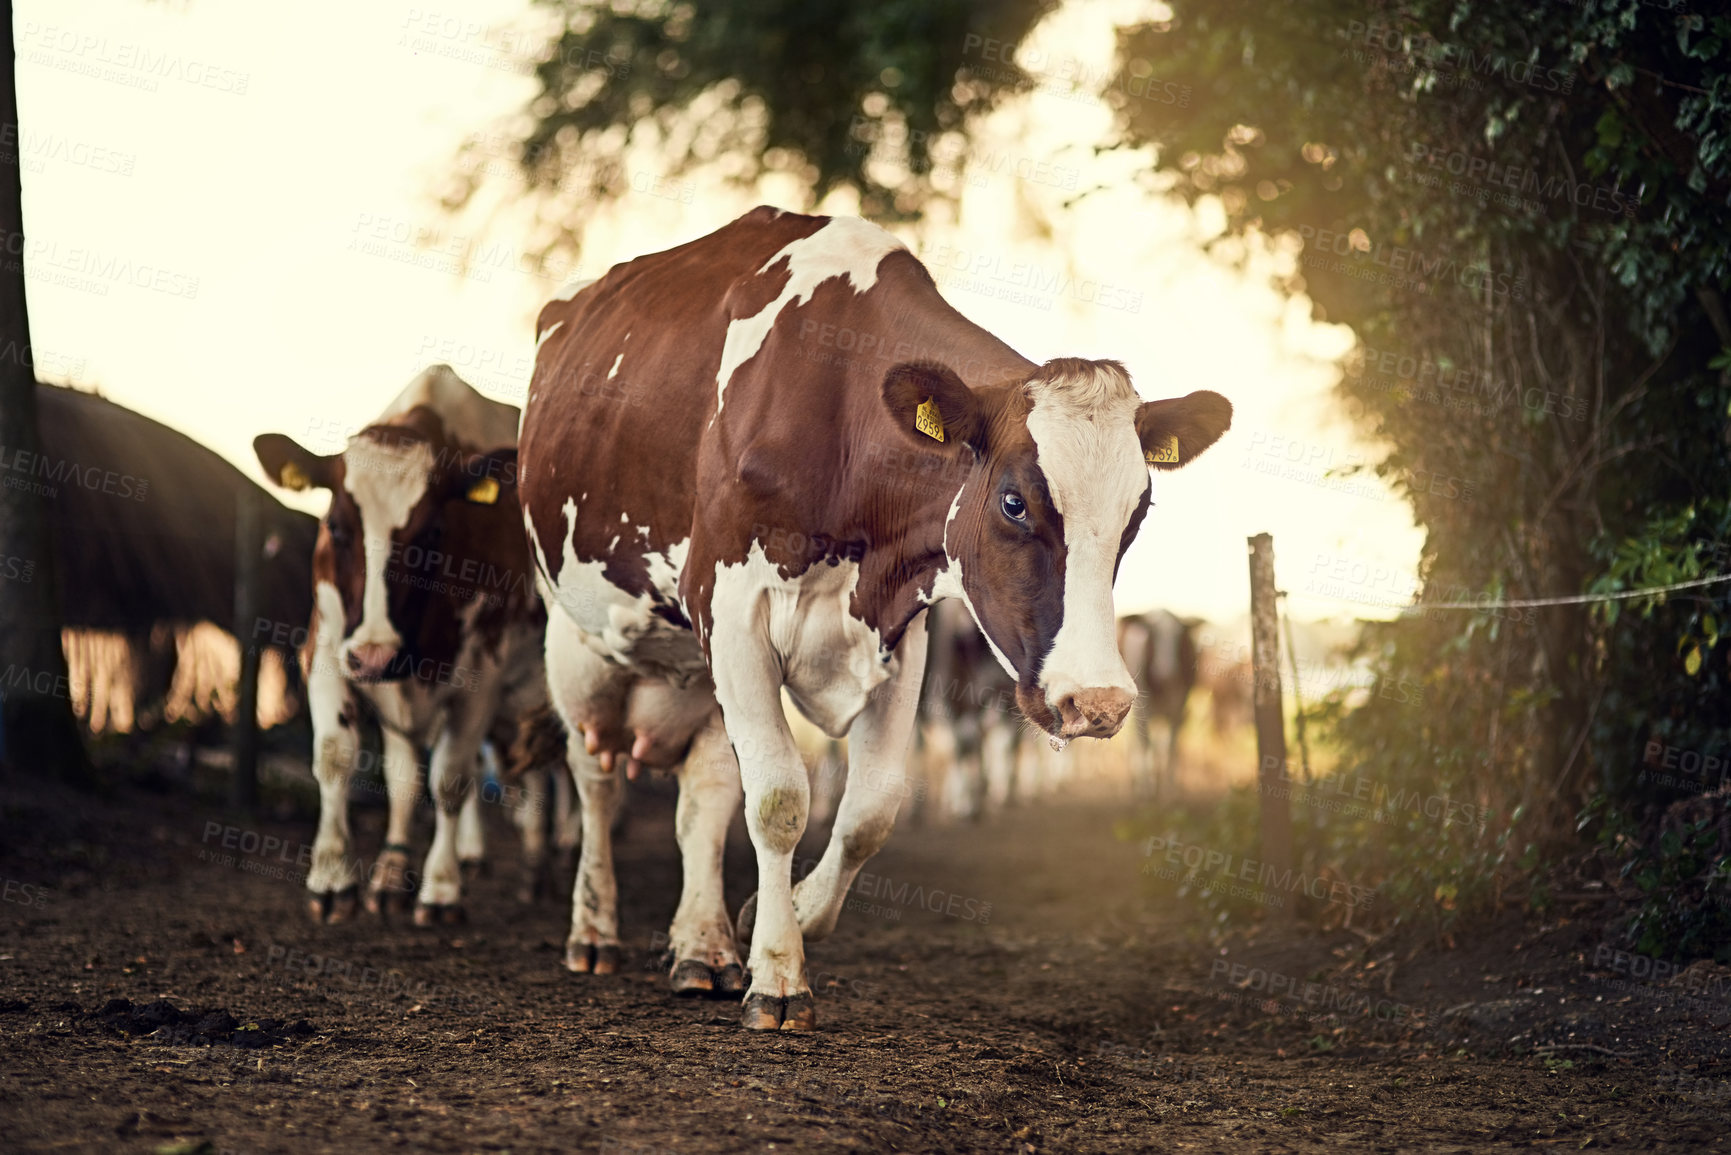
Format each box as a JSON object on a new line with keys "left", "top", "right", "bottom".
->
{"left": 1144, "top": 435, "right": 1180, "bottom": 465}
{"left": 279, "top": 462, "right": 310, "bottom": 491}
{"left": 914, "top": 398, "right": 946, "bottom": 443}
{"left": 466, "top": 477, "right": 500, "bottom": 505}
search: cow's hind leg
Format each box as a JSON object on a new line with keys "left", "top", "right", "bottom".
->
{"left": 544, "top": 612, "right": 629, "bottom": 975}
{"left": 564, "top": 736, "right": 624, "bottom": 972}
{"left": 667, "top": 708, "right": 744, "bottom": 997}
{"left": 515, "top": 766, "right": 550, "bottom": 903}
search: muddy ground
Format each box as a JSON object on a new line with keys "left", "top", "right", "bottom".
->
{"left": 2, "top": 765, "right": 1729, "bottom": 1154}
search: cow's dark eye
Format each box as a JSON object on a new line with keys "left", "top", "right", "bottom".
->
{"left": 327, "top": 518, "right": 351, "bottom": 547}
{"left": 1001, "top": 492, "right": 1027, "bottom": 522}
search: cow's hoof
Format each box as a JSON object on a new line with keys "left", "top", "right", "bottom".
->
{"left": 306, "top": 886, "right": 359, "bottom": 925}
{"left": 459, "top": 858, "right": 487, "bottom": 882}
{"left": 740, "top": 991, "right": 816, "bottom": 1031}
{"left": 565, "top": 942, "right": 622, "bottom": 975}
{"left": 412, "top": 902, "right": 466, "bottom": 927}
{"left": 735, "top": 893, "right": 758, "bottom": 949}
{"left": 366, "top": 885, "right": 414, "bottom": 918}
{"left": 365, "top": 845, "right": 415, "bottom": 917}
{"left": 670, "top": 959, "right": 747, "bottom": 999}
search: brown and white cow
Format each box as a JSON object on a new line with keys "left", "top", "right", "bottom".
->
{"left": 520, "top": 207, "right": 1231, "bottom": 1029}
{"left": 255, "top": 365, "right": 547, "bottom": 924}
{"left": 1117, "top": 610, "right": 1203, "bottom": 799}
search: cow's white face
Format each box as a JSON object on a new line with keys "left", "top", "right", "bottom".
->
{"left": 887, "top": 357, "right": 1231, "bottom": 740}
{"left": 1021, "top": 367, "right": 1150, "bottom": 734}
{"left": 334, "top": 435, "right": 437, "bottom": 679}
{"left": 254, "top": 424, "right": 515, "bottom": 683}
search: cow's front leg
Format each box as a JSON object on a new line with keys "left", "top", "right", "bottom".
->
{"left": 712, "top": 634, "right": 814, "bottom": 1030}
{"left": 365, "top": 727, "right": 420, "bottom": 917}
{"left": 786, "top": 614, "right": 927, "bottom": 943}
{"left": 667, "top": 709, "right": 744, "bottom": 996}
{"left": 414, "top": 712, "right": 489, "bottom": 926}
{"left": 304, "top": 642, "right": 361, "bottom": 924}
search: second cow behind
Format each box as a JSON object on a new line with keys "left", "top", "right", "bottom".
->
{"left": 255, "top": 366, "right": 549, "bottom": 925}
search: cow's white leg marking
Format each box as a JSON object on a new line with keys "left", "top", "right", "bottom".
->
{"left": 544, "top": 608, "right": 628, "bottom": 973}
{"left": 357, "top": 725, "right": 422, "bottom": 915}
{"left": 709, "top": 555, "right": 814, "bottom": 1029}
{"left": 305, "top": 586, "right": 360, "bottom": 917}
{"left": 566, "top": 737, "right": 623, "bottom": 971}
{"left": 416, "top": 693, "right": 493, "bottom": 920}
{"left": 789, "top": 614, "right": 927, "bottom": 941}
{"left": 667, "top": 708, "right": 744, "bottom": 994}
{"left": 456, "top": 781, "right": 486, "bottom": 867}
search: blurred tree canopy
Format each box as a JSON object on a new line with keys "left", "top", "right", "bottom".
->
{"left": 483, "top": 0, "right": 1731, "bottom": 953}
{"left": 448, "top": 0, "right": 1057, "bottom": 237}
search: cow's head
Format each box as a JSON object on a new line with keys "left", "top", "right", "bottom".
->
{"left": 253, "top": 411, "right": 517, "bottom": 682}
{"left": 885, "top": 357, "right": 1230, "bottom": 741}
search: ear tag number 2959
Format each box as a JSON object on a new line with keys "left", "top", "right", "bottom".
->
{"left": 915, "top": 398, "right": 945, "bottom": 443}
{"left": 1145, "top": 435, "right": 1179, "bottom": 465}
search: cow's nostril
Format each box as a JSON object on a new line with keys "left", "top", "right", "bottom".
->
{"left": 1055, "top": 687, "right": 1134, "bottom": 738}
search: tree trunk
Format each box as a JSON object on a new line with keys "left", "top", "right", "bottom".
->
{"left": 0, "top": 14, "right": 90, "bottom": 782}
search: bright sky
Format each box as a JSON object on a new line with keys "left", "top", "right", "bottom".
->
{"left": 15, "top": 0, "right": 1423, "bottom": 626}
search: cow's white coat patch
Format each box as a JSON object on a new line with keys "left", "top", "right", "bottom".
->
{"left": 535, "top": 320, "right": 564, "bottom": 355}
{"left": 709, "top": 542, "right": 888, "bottom": 738}
{"left": 341, "top": 436, "right": 435, "bottom": 653}
{"left": 1023, "top": 364, "right": 1144, "bottom": 706}
{"left": 529, "top": 498, "right": 705, "bottom": 683}
{"left": 932, "top": 484, "right": 1016, "bottom": 679}
{"left": 713, "top": 217, "right": 906, "bottom": 417}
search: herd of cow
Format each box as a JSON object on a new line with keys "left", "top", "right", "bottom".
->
{"left": 222, "top": 208, "right": 1234, "bottom": 1030}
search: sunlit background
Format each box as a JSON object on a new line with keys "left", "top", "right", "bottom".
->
{"left": 16, "top": 0, "right": 1423, "bottom": 627}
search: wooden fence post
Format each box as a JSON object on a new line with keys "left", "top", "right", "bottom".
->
{"left": 231, "top": 488, "right": 260, "bottom": 811}
{"left": 1248, "top": 534, "right": 1292, "bottom": 888}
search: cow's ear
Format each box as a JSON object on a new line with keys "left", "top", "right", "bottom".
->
{"left": 442, "top": 448, "right": 518, "bottom": 506}
{"left": 1134, "top": 391, "right": 1232, "bottom": 471}
{"left": 882, "top": 361, "right": 987, "bottom": 454}
{"left": 254, "top": 434, "right": 337, "bottom": 492}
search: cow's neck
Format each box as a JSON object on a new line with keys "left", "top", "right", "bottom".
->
{"left": 847, "top": 462, "right": 975, "bottom": 657}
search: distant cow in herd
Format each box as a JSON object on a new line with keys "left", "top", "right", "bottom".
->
{"left": 254, "top": 366, "right": 559, "bottom": 924}
{"left": 36, "top": 385, "right": 318, "bottom": 729}
{"left": 915, "top": 604, "right": 1209, "bottom": 818}
{"left": 518, "top": 206, "right": 1230, "bottom": 1028}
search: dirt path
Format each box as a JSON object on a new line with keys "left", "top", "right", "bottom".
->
{"left": 2, "top": 773, "right": 1728, "bottom": 1153}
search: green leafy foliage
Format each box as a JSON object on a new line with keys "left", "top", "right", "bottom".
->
{"left": 1112, "top": 0, "right": 1731, "bottom": 957}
